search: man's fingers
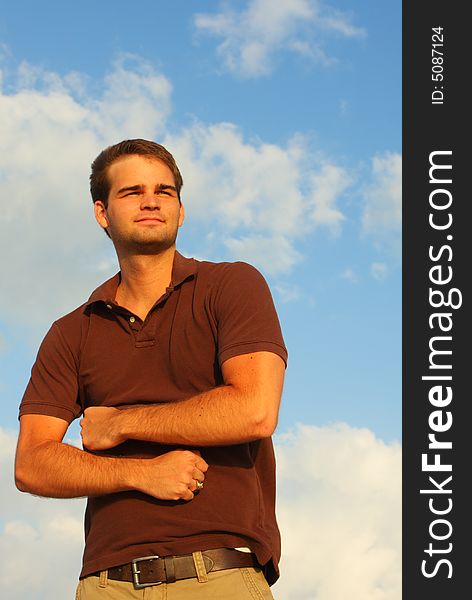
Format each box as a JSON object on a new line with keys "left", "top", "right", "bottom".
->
{"left": 188, "top": 479, "right": 203, "bottom": 494}
{"left": 183, "top": 449, "right": 208, "bottom": 469}
{"left": 178, "top": 449, "right": 208, "bottom": 472}
{"left": 181, "top": 488, "right": 194, "bottom": 501}
{"left": 195, "top": 457, "right": 209, "bottom": 472}
{"left": 193, "top": 468, "right": 205, "bottom": 482}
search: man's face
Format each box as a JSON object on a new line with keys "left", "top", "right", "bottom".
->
{"left": 94, "top": 155, "right": 184, "bottom": 254}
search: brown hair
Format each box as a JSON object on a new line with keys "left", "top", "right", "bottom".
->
{"left": 90, "top": 139, "right": 183, "bottom": 206}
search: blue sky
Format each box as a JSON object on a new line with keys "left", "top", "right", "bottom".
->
{"left": 0, "top": 2, "right": 401, "bottom": 598}
{"left": 0, "top": 0, "right": 401, "bottom": 441}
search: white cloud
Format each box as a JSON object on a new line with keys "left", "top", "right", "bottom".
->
{"left": 225, "top": 234, "right": 303, "bottom": 276}
{"left": 274, "top": 283, "right": 301, "bottom": 304}
{"left": 194, "top": 0, "right": 366, "bottom": 77}
{"left": 339, "top": 98, "right": 349, "bottom": 117}
{"left": 168, "top": 124, "right": 349, "bottom": 273}
{"left": 371, "top": 262, "right": 388, "bottom": 281}
{"left": 92, "top": 54, "right": 172, "bottom": 140}
{"left": 362, "top": 152, "right": 402, "bottom": 254}
{"left": 0, "top": 428, "right": 86, "bottom": 599}
{"left": 1, "top": 57, "right": 352, "bottom": 328}
{"left": 340, "top": 267, "right": 358, "bottom": 283}
{"left": 168, "top": 123, "right": 308, "bottom": 236}
{"left": 1, "top": 423, "right": 400, "bottom": 600}
{"left": 318, "top": 8, "right": 367, "bottom": 38}
{"left": 0, "top": 55, "right": 171, "bottom": 329}
{"left": 308, "top": 163, "right": 350, "bottom": 232}
{"left": 273, "top": 423, "right": 401, "bottom": 600}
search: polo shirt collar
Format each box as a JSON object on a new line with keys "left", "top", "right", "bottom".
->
{"left": 170, "top": 251, "right": 198, "bottom": 288}
{"left": 85, "top": 251, "right": 197, "bottom": 306}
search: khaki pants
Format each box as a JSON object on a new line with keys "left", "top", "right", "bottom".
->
{"left": 76, "top": 567, "right": 274, "bottom": 599}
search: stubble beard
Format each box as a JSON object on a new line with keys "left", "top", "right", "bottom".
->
{"left": 112, "top": 224, "right": 179, "bottom": 256}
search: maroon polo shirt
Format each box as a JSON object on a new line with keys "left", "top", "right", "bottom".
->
{"left": 19, "top": 252, "right": 288, "bottom": 584}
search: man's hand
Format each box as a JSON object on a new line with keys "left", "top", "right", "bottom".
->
{"left": 16, "top": 414, "right": 208, "bottom": 501}
{"left": 132, "top": 450, "right": 209, "bottom": 501}
{"left": 79, "top": 352, "right": 285, "bottom": 448}
{"left": 79, "top": 408, "right": 209, "bottom": 500}
{"left": 80, "top": 406, "right": 124, "bottom": 450}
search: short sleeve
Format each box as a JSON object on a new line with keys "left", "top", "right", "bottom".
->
{"left": 19, "top": 322, "right": 82, "bottom": 423}
{"left": 213, "top": 262, "right": 288, "bottom": 366}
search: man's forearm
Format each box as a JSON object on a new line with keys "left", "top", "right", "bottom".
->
{"left": 15, "top": 439, "right": 207, "bottom": 501}
{"left": 80, "top": 352, "right": 285, "bottom": 450}
{"left": 15, "top": 439, "right": 139, "bottom": 498}
{"left": 121, "top": 384, "right": 267, "bottom": 446}
{"left": 83, "top": 385, "right": 274, "bottom": 451}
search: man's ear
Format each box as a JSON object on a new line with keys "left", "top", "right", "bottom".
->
{"left": 94, "top": 201, "right": 108, "bottom": 230}
{"left": 178, "top": 202, "right": 185, "bottom": 228}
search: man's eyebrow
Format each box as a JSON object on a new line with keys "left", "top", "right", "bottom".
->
{"left": 155, "top": 184, "right": 177, "bottom": 193}
{"left": 117, "top": 184, "right": 143, "bottom": 195}
{"left": 116, "top": 184, "right": 178, "bottom": 195}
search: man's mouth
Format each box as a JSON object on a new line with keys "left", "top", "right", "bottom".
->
{"left": 135, "top": 217, "right": 165, "bottom": 223}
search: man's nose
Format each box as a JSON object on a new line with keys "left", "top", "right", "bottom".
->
{"left": 140, "top": 193, "right": 161, "bottom": 209}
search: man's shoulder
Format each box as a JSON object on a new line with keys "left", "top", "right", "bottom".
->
{"left": 49, "top": 301, "right": 90, "bottom": 349}
{"left": 194, "top": 257, "right": 265, "bottom": 282}
{"left": 189, "top": 257, "right": 273, "bottom": 305}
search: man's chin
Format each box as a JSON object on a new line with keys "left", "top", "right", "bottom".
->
{"left": 123, "top": 236, "right": 176, "bottom": 255}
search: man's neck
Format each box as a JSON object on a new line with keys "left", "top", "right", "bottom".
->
{"left": 115, "top": 246, "right": 176, "bottom": 320}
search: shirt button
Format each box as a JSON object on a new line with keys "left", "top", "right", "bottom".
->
{"left": 129, "top": 316, "right": 136, "bottom": 323}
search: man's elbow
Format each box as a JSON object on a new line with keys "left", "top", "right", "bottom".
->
{"left": 15, "top": 463, "right": 33, "bottom": 493}
{"left": 15, "top": 463, "right": 48, "bottom": 496}
{"left": 15, "top": 447, "right": 42, "bottom": 494}
{"left": 255, "top": 422, "right": 277, "bottom": 439}
{"left": 252, "top": 408, "right": 279, "bottom": 439}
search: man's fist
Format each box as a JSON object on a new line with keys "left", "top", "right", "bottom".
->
{"left": 132, "top": 450, "right": 209, "bottom": 501}
{"left": 80, "top": 406, "right": 124, "bottom": 451}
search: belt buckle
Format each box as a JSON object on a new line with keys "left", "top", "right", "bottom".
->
{"left": 131, "top": 555, "right": 162, "bottom": 588}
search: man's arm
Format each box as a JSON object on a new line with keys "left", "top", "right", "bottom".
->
{"left": 15, "top": 414, "right": 208, "bottom": 501}
{"left": 81, "top": 351, "right": 285, "bottom": 451}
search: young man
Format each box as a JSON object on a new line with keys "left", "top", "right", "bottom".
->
{"left": 15, "top": 139, "right": 287, "bottom": 599}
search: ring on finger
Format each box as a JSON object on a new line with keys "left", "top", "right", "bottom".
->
{"left": 196, "top": 480, "right": 204, "bottom": 490}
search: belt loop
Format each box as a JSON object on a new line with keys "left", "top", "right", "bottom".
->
{"left": 192, "top": 551, "right": 208, "bottom": 583}
{"left": 164, "top": 556, "right": 176, "bottom": 583}
{"left": 98, "top": 569, "right": 108, "bottom": 588}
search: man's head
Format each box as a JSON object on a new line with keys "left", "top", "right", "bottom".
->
{"left": 90, "top": 139, "right": 183, "bottom": 207}
{"left": 91, "top": 140, "right": 185, "bottom": 252}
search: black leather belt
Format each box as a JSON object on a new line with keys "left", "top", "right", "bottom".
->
{"left": 100, "top": 548, "right": 259, "bottom": 588}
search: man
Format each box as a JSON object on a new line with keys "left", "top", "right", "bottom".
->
{"left": 15, "top": 139, "right": 287, "bottom": 599}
